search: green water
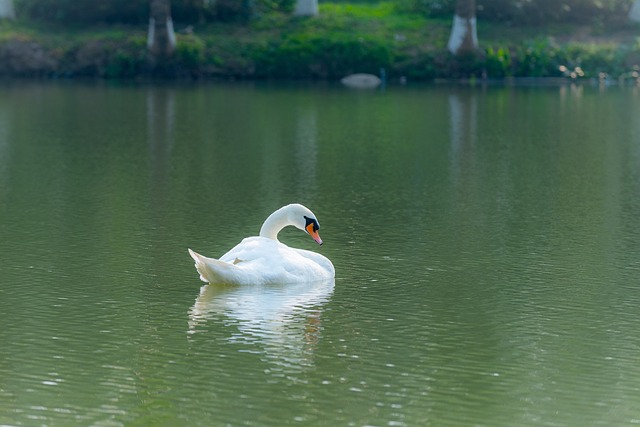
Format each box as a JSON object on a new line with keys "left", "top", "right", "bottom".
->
{"left": 1, "top": 81, "right": 639, "bottom": 426}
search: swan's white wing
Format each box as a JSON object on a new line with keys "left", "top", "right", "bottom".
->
{"left": 190, "top": 237, "right": 334, "bottom": 285}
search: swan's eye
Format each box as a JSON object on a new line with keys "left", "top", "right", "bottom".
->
{"left": 304, "top": 215, "right": 319, "bottom": 232}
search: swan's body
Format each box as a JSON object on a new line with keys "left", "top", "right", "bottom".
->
{"left": 188, "top": 204, "right": 335, "bottom": 285}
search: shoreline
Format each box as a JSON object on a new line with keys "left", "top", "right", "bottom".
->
{"left": 1, "top": 19, "right": 639, "bottom": 82}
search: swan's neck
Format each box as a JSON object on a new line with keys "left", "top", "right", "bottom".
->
{"left": 259, "top": 206, "right": 291, "bottom": 240}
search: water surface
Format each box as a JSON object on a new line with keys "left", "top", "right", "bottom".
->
{"left": 1, "top": 81, "right": 639, "bottom": 426}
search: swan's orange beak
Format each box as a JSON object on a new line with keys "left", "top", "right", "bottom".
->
{"left": 306, "top": 223, "right": 323, "bottom": 245}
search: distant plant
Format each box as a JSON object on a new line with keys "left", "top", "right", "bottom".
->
{"left": 511, "top": 38, "right": 561, "bottom": 77}
{"left": 484, "top": 46, "right": 511, "bottom": 77}
{"left": 175, "top": 33, "right": 205, "bottom": 67}
{"left": 104, "top": 41, "right": 147, "bottom": 78}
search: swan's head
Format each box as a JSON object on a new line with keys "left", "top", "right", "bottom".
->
{"left": 288, "top": 204, "right": 323, "bottom": 245}
{"left": 261, "top": 203, "right": 325, "bottom": 244}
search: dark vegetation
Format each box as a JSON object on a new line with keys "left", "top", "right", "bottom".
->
{"left": 1, "top": 0, "right": 639, "bottom": 81}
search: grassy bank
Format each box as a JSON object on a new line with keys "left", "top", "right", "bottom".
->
{"left": 1, "top": 2, "right": 640, "bottom": 81}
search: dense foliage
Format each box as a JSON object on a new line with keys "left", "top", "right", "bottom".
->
{"left": 14, "top": 0, "right": 295, "bottom": 24}
{"left": 403, "top": 0, "right": 633, "bottom": 25}
{"left": 3, "top": 1, "right": 640, "bottom": 80}
{"left": 14, "top": 0, "right": 637, "bottom": 25}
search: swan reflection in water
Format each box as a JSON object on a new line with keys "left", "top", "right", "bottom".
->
{"left": 188, "top": 279, "right": 335, "bottom": 370}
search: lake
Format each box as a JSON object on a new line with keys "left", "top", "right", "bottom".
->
{"left": 1, "top": 80, "right": 639, "bottom": 426}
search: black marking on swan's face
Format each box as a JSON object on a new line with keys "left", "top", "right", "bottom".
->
{"left": 303, "top": 215, "right": 323, "bottom": 245}
{"left": 304, "top": 215, "right": 319, "bottom": 233}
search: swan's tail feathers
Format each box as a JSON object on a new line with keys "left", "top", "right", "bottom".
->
{"left": 188, "top": 249, "right": 209, "bottom": 283}
{"left": 188, "top": 248, "right": 242, "bottom": 285}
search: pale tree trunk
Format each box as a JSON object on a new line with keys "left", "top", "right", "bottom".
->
{"left": 148, "top": 0, "right": 177, "bottom": 58}
{"left": 293, "top": 0, "right": 318, "bottom": 16}
{"left": 0, "top": 0, "right": 15, "bottom": 20}
{"left": 629, "top": 0, "right": 640, "bottom": 22}
{"left": 447, "top": 0, "right": 478, "bottom": 55}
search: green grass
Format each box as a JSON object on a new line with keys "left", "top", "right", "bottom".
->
{"left": 320, "top": 2, "right": 397, "bottom": 19}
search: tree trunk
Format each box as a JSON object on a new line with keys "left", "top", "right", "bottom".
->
{"left": 148, "top": 0, "right": 176, "bottom": 58}
{"left": 293, "top": 0, "right": 319, "bottom": 17}
{"left": 630, "top": 0, "right": 640, "bottom": 22}
{"left": 447, "top": 0, "right": 478, "bottom": 55}
{"left": 0, "top": 0, "right": 15, "bottom": 20}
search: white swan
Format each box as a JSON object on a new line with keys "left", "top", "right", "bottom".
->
{"left": 188, "top": 204, "right": 335, "bottom": 285}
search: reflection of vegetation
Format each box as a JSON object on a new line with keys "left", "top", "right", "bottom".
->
{"left": 1, "top": 2, "right": 640, "bottom": 79}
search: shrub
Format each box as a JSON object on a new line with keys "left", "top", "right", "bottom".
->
{"left": 252, "top": 33, "right": 393, "bottom": 78}
{"left": 510, "top": 38, "right": 561, "bottom": 77}
{"left": 175, "top": 33, "right": 205, "bottom": 67}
